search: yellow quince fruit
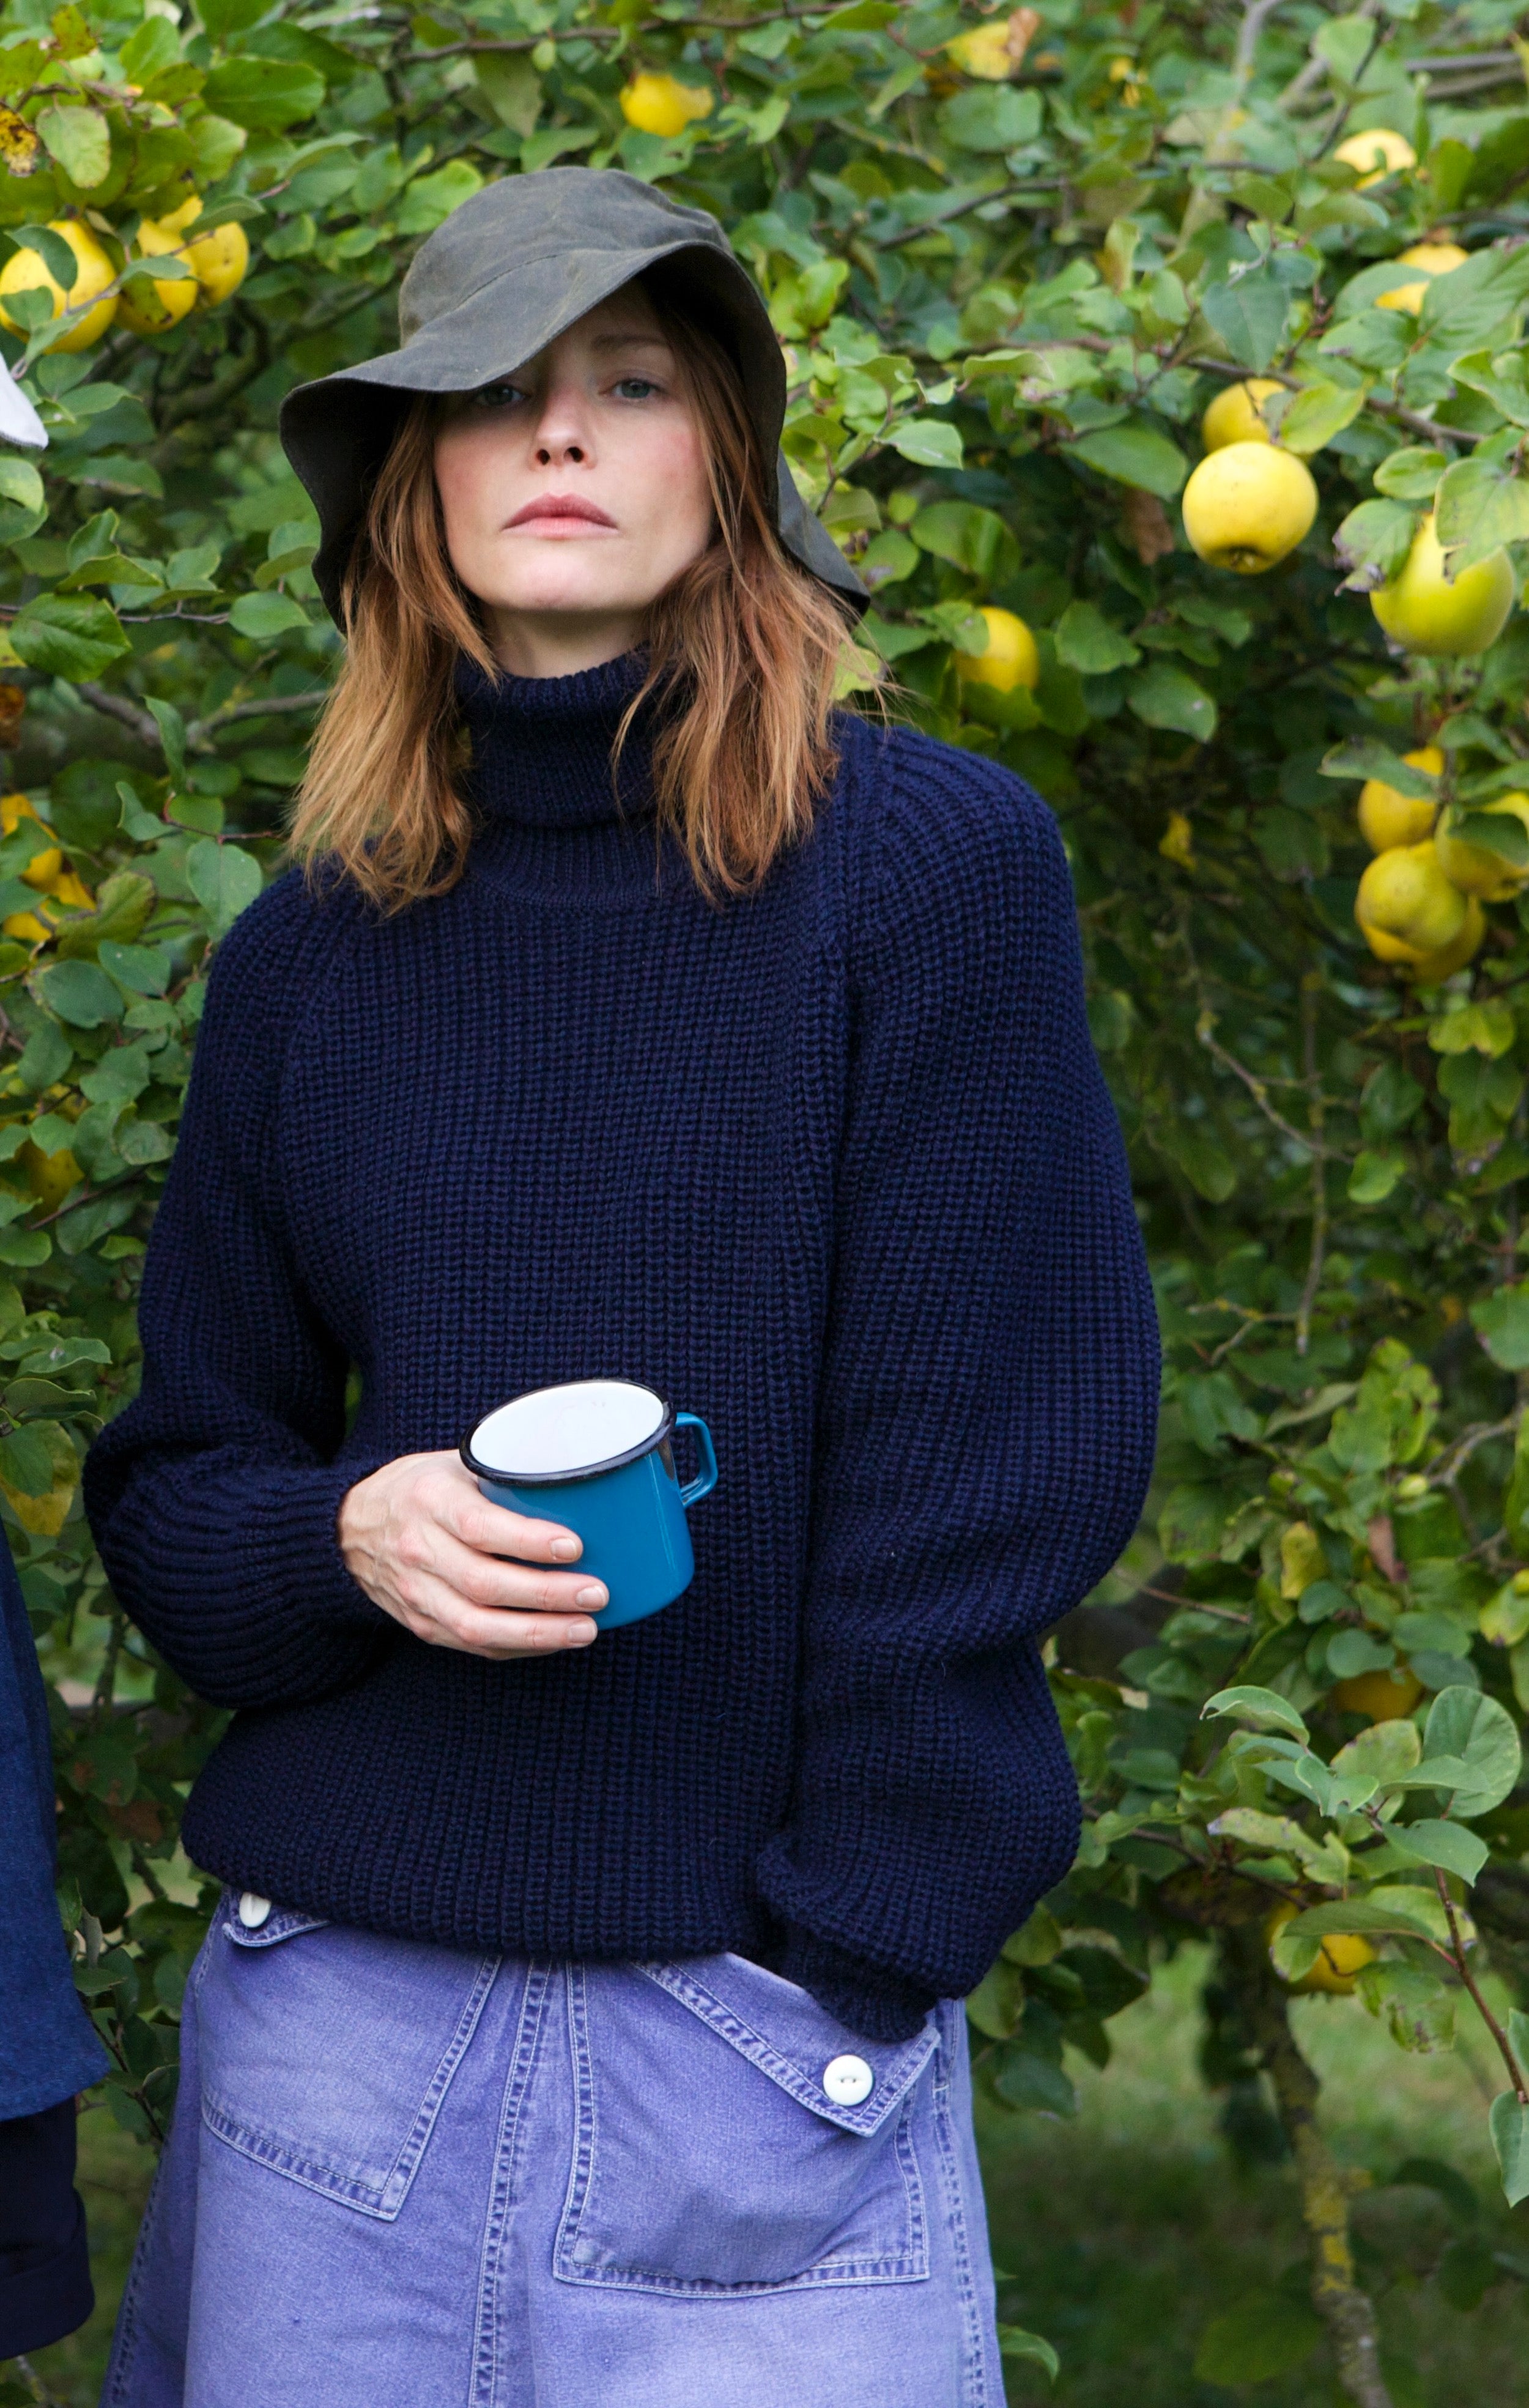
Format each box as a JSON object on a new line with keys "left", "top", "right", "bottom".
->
{"left": 0, "top": 220, "right": 117, "bottom": 351}
{"left": 1330, "top": 1665, "right": 1424, "bottom": 1722}
{"left": 952, "top": 606, "right": 1040, "bottom": 693}
{"left": 1377, "top": 240, "right": 1469, "bottom": 314}
{"left": 1181, "top": 442, "right": 1317, "bottom": 573}
{"left": 1355, "top": 838, "right": 1467, "bottom": 963}
{"left": 119, "top": 192, "right": 203, "bottom": 335}
{"left": 1201, "top": 379, "right": 1283, "bottom": 452}
{"left": 1358, "top": 746, "right": 1442, "bottom": 853}
{"left": 1371, "top": 513, "right": 1514, "bottom": 658}
{"left": 620, "top": 72, "right": 713, "bottom": 138}
{"left": 1333, "top": 127, "right": 1415, "bottom": 187}
{"left": 1435, "top": 791, "right": 1529, "bottom": 900}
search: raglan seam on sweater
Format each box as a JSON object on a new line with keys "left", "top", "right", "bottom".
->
{"left": 248, "top": 880, "right": 380, "bottom": 1265}
{"left": 849, "top": 721, "right": 1060, "bottom": 998}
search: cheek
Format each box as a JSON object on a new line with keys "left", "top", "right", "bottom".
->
{"left": 624, "top": 415, "right": 713, "bottom": 543}
{"left": 432, "top": 428, "right": 502, "bottom": 556}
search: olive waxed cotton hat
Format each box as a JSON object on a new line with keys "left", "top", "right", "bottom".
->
{"left": 278, "top": 165, "right": 866, "bottom": 625}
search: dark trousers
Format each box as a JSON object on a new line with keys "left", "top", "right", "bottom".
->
{"left": 0, "top": 2097, "right": 94, "bottom": 2358}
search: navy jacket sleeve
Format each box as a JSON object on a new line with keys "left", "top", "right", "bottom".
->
{"left": 1, "top": 1539, "right": 103, "bottom": 2353}
{"left": 757, "top": 734, "right": 1159, "bottom": 2038}
{"left": 1, "top": 1542, "right": 106, "bottom": 2114}
{"left": 83, "top": 879, "right": 390, "bottom": 1711}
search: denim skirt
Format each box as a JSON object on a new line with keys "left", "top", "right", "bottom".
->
{"left": 105, "top": 1894, "right": 1003, "bottom": 2407}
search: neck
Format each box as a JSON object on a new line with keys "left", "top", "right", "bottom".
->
{"left": 480, "top": 603, "right": 648, "bottom": 681}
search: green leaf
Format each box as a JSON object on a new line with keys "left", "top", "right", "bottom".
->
{"left": 202, "top": 58, "right": 326, "bottom": 129}
{"left": 16, "top": 1019, "right": 72, "bottom": 1092}
{"left": 10, "top": 223, "right": 79, "bottom": 295}
{"left": 0, "top": 1424, "right": 54, "bottom": 1495}
{"left": 996, "top": 2325, "right": 1059, "bottom": 2379}
{"left": 0, "top": 456, "right": 44, "bottom": 517}
{"left": 966, "top": 1956, "right": 1025, "bottom": 2038}
{"left": 1450, "top": 809, "right": 1529, "bottom": 869}
{"left": 1333, "top": 496, "right": 1418, "bottom": 590}
{"left": 886, "top": 418, "right": 963, "bottom": 470}
{"left": 1087, "top": 989, "right": 1135, "bottom": 1052}
{"left": 1128, "top": 661, "right": 1216, "bottom": 743}
{"left": 1338, "top": 1724, "right": 1425, "bottom": 1801}
{"left": 1278, "top": 379, "right": 1366, "bottom": 457}
{"left": 395, "top": 159, "right": 484, "bottom": 236}
{"left": 6, "top": 1374, "right": 84, "bottom": 1417}
{"left": 1064, "top": 417, "right": 1187, "bottom": 499}
{"left": 1161, "top": 1121, "right": 1235, "bottom": 1200}
{"left": 120, "top": 14, "right": 180, "bottom": 80}
{"left": 1054, "top": 600, "right": 1142, "bottom": 674}
{"left": 1492, "top": 2094, "right": 1529, "bottom": 2207}
{"left": 146, "top": 697, "right": 187, "bottom": 785}
{"left": 1386, "top": 1819, "right": 1489, "bottom": 1883}
{"left": 520, "top": 124, "right": 598, "bottom": 175}
{"left": 1373, "top": 447, "right": 1448, "bottom": 502}
{"left": 992, "top": 2046, "right": 1077, "bottom": 2117}
{"left": 1435, "top": 455, "right": 1529, "bottom": 575}
{"left": 228, "top": 592, "right": 311, "bottom": 639}
{"left": 1326, "top": 1627, "right": 1395, "bottom": 1679}
{"left": 1449, "top": 347, "right": 1529, "bottom": 429}
{"left": 1202, "top": 1685, "right": 1309, "bottom": 1740}
{"left": 1356, "top": 1962, "right": 1457, "bottom": 2053}
{"left": 473, "top": 53, "right": 541, "bottom": 136}
{"left": 35, "top": 102, "right": 110, "bottom": 189}
{"left": 57, "top": 1193, "right": 135, "bottom": 1255}
{"left": 10, "top": 593, "right": 129, "bottom": 680}
{"left": 909, "top": 501, "right": 1013, "bottom": 580}
{"left": 937, "top": 87, "right": 1042, "bottom": 154}
{"left": 1288, "top": 1897, "right": 1443, "bottom": 1941}
{"left": 187, "top": 840, "right": 264, "bottom": 938}
{"left": 36, "top": 957, "right": 124, "bottom": 1028}
{"left": 99, "top": 939, "right": 170, "bottom": 997}
{"left": 1200, "top": 266, "right": 1290, "bottom": 372}
{"left": 1193, "top": 2291, "right": 1322, "bottom": 2385}
{"left": 1349, "top": 1149, "right": 1404, "bottom": 1203}
{"left": 1320, "top": 738, "right": 1438, "bottom": 797}
{"left": 1471, "top": 1280, "right": 1529, "bottom": 1370}
{"left": 1422, "top": 1686, "right": 1522, "bottom": 1813}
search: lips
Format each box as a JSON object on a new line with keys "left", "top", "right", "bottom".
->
{"left": 506, "top": 494, "right": 616, "bottom": 530}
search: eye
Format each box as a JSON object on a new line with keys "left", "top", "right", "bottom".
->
{"left": 468, "top": 381, "right": 526, "bottom": 411}
{"left": 613, "top": 376, "right": 662, "bottom": 401}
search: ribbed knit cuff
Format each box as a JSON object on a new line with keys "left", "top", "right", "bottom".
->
{"left": 777, "top": 1928, "right": 939, "bottom": 2044}
{"left": 294, "top": 1455, "right": 396, "bottom": 1630}
{"left": 0, "top": 2103, "right": 94, "bottom": 2358}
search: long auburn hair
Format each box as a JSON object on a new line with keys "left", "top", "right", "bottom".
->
{"left": 289, "top": 274, "right": 857, "bottom": 911}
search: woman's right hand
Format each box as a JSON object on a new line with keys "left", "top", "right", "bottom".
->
{"left": 338, "top": 1451, "right": 605, "bottom": 1657}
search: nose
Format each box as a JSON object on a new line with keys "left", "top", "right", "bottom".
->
{"left": 530, "top": 375, "right": 592, "bottom": 468}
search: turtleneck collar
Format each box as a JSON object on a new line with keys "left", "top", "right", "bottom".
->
{"left": 457, "top": 650, "right": 656, "bottom": 831}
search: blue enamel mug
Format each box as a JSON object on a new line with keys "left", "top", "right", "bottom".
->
{"left": 461, "top": 1379, "right": 719, "bottom": 1630}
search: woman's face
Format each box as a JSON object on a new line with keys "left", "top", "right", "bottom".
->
{"left": 433, "top": 285, "right": 715, "bottom": 678}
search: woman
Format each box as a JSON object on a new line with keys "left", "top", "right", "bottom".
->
{"left": 86, "top": 168, "right": 1158, "bottom": 2406}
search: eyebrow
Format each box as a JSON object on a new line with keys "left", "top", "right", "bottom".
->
{"left": 588, "top": 330, "right": 673, "bottom": 352}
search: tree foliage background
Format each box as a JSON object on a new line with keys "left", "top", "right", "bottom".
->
{"left": 9, "top": 0, "right": 1529, "bottom": 2396}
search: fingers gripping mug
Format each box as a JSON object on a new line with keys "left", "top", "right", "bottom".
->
{"left": 461, "top": 1380, "right": 719, "bottom": 1630}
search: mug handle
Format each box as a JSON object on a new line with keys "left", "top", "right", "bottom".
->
{"left": 675, "top": 1413, "right": 718, "bottom": 1509}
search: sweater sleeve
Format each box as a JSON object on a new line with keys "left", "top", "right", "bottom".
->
{"left": 83, "top": 879, "right": 391, "bottom": 1712}
{"left": 757, "top": 734, "right": 1159, "bottom": 2040}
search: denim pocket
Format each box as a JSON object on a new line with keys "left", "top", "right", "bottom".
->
{"left": 198, "top": 1900, "right": 498, "bottom": 2219}
{"left": 555, "top": 1952, "right": 938, "bottom": 2296}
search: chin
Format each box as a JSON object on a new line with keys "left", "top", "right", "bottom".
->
{"left": 493, "top": 581, "right": 647, "bottom": 619}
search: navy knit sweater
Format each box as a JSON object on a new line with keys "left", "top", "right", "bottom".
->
{"left": 84, "top": 655, "right": 1158, "bottom": 2042}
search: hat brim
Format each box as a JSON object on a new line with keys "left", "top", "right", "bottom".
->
{"left": 280, "top": 235, "right": 865, "bottom": 623}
